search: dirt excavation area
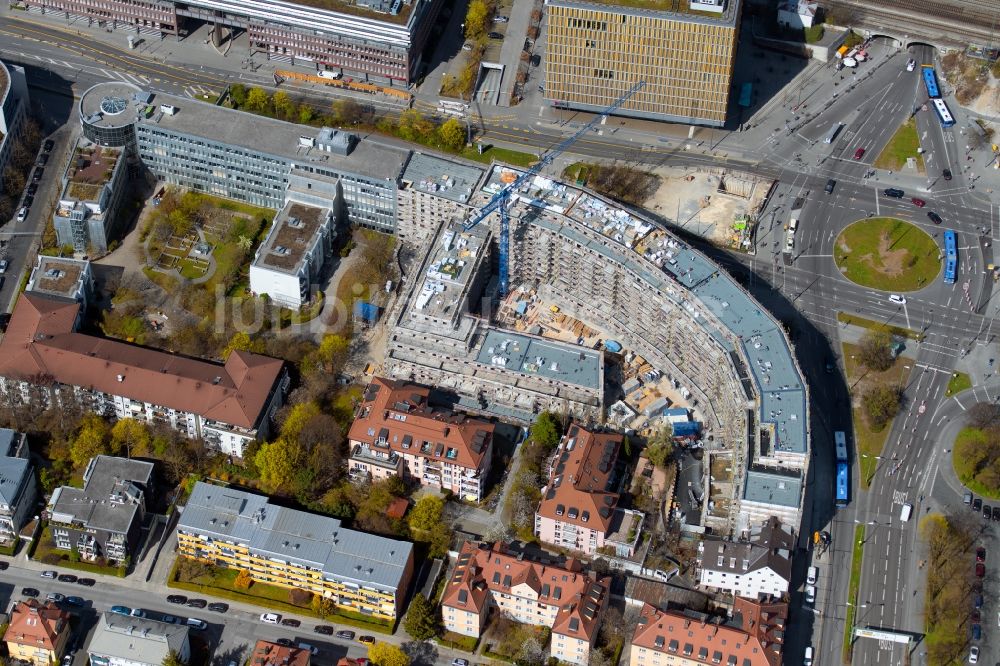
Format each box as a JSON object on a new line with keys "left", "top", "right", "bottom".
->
{"left": 642, "top": 167, "right": 774, "bottom": 251}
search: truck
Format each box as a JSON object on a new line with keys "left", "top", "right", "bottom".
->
{"left": 836, "top": 45, "right": 849, "bottom": 59}
{"left": 317, "top": 70, "right": 342, "bottom": 80}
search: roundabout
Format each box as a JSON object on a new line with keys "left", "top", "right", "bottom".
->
{"left": 834, "top": 217, "right": 941, "bottom": 291}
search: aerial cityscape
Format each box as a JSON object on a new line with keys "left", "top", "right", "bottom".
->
{"left": 0, "top": 0, "right": 998, "bottom": 665}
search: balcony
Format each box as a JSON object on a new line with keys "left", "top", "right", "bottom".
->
{"left": 350, "top": 444, "right": 400, "bottom": 470}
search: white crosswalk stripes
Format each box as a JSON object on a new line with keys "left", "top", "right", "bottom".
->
{"left": 97, "top": 69, "right": 151, "bottom": 85}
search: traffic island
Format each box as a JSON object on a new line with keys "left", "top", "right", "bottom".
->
{"left": 834, "top": 218, "right": 940, "bottom": 292}
{"left": 873, "top": 118, "right": 925, "bottom": 173}
{"left": 842, "top": 523, "right": 865, "bottom": 663}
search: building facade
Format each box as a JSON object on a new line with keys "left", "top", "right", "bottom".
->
{"left": 534, "top": 424, "right": 643, "bottom": 557}
{"left": 53, "top": 139, "right": 131, "bottom": 254}
{"left": 0, "top": 428, "right": 38, "bottom": 546}
{"left": 88, "top": 612, "right": 191, "bottom": 666}
{"left": 0, "top": 59, "right": 29, "bottom": 195}
{"left": 48, "top": 455, "right": 154, "bottom": 563}
{"left": 0, "top": 292, "right": 288, "bottom": 458}
{"left": 442, "top": 542, "right": 610, "bottom": 666}
{"left": 176, "top": 482, "right": 415, "bottom": 621}
{"left": 696, "top": 517, "right": 793, "bottom": 599}
{"left": 4, "top": 600, "right": 71, "bottom": 666}
{"left": 249, "top": 201, "right": 336, "bottom": 308}
{"left": 21, "top": 0, "right": 443, "bottom": 84}
{"left": 347, "top": 376, "right": 494, "bottom": 501}
{"left": 629, "top": 598, "right": 786, "bottom": 666}
{"left": 395, "top": 153, "right": 484, "bottom": 245}
{"left": 543, "top": 0, "right": 741, "bottom": 126}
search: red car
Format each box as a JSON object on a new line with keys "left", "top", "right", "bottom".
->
{"left": 911, "top": 198, "right": 926, "bottom": 208}
{"left": 976, "top": 562, "right": 986, "bottom": 577}
{"left": 854, "top": 147, "right": 865, "bottom": 160}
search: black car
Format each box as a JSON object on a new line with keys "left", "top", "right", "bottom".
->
{"left": 825, "top": 179, "right": 836, "bottom": 194}
{"left": 0, "top": 313, "right": 9, "bottom": 334}
{"left": 76, "top": 578, "right": 96, "bottom": 587}
{"left": 43, "top": 139, "right": 54, "bottom": 152}
{"left": 64, "top": 596, "right": 85, "bottom": 607}
{"left": 488, "top": 31, "right": 503, "bottom": 39}
{"left": 207, "top": 602, "right": 228, "bottom": 613}
{"left": 22, "top": 587, "right": 39, "bottom": 597}
{"left": 37, "top": 154, "right": 48, "bottom": 166}
{"left": 927, "top": 211, "right": 943, "bottom": 225}
{"left": 27, "top": 183, "right": 38, "bottom": 195}
{"left": 166, "top": 595, "right": 187, "bottom": 605}
{"left": 943, "top": 168, "right": 952, "bottom": 181}
{"left": 280, "top": 618, "right": 301, "bottom": 628}
{"left": 973, "top": 498, "right": 983, "bottom": 512}
{"left": 883, "top": 188, "right": 905, "bottom": 198}
{"left": 32, "top": 167, "right": 44, "bottom": 182}
{"left": 336, "top": 630, "right": 355, "bottom": 640}
{"left": 984, "top": 504, "right": 992, "bottom": 519}
{"left": 314, "top": 625, "right": 334, "bottom": 635}
{"left": 0, "top": 561, "right": 8, "bottom": 570}
{"left": 24, "top": 195, "right": 34, "bottom": 208}
{"left": 992, "top": 506, "right": 1000, "bottom": 521}
{"left": 276, "top": 639, "right": 294, "bottom": 647}
{"left": 185, "top": 598, "right": 207, "bottom": 609}
{"left": 57, "top": 574, "right": 78, "bottom": 583}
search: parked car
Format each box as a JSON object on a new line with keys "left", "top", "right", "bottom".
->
{"left": 260, "top": 613, "right": 281, "bottom": 624}
{"left": 57, "top": 574, "right": 77, "bottom": 583}
{"left": 64, "top": 597, "right": 85, "bottom": 607}
{"left": 359, "top": 635, "right": 376, "bottom": 645}
{"left": 805, "top": 585, "right": 816, "bottom": 604}
{"left": 185, "top": 599, "right": 207, "bottom": 609}
{"left": 969, "top": 645, "right": 979, "bottom": 663}
{"left": 21, "top": 588, "right": 39, "bottom": 597}
{"left": 37, "top": 154, "right": 48, "bottom": 166}
{"left": 207, "top": 603, "right": 228, "bottom": 613}
{"left": 40, "top": 570, "right": 57, "bottom": 579}
{"left": 972, "top": 623, "right": 982, "bottom": 641}
{"left": 493, "top": 15, "right": 508, "bottom": 22}
{"left": 0, "top": 260, "right": 8, "bottom": 274}
{"left": 975, "top": 593, "right": 984, "bottom": 609}
{"left": 16, "top": 207, "right": 28, "bottom": 222}
{"left": 461, "top": 42, "right": 472, "bottom": 51}
{"left": 0, "top": 561, "right": 7, "bottom": 570}
{"left": 972, "top": 609, "right": 982, "bottom": 623}
{"left": 76, "top": 578, "right": 95, "bottom": 587}
{"left": 974, "top": 498, "right": 983, "bottom": 512}
{"left": 26, "top": 182, "right": 37, "bottom": 195}
{"left": 992, "top": 507, "right": 1000, "bottom": 521}
{"left": 43, "top": 139, "right": 54, "bottom": 152}
{"left": 883, "top": 188, "right": 905, "bottom": 198}
{"left": 166, "top": 595, "right": 187, "bottom": 605}
{"left": 911, "top": 198, "right": 926, "bottom": 207}
{"left": 24, "top": 195, "right": 34, "bottom": 208}
{"left": 314, "top": 625, "right": 334, "bottom": 635}
{"left": 452, "top": 660, "right": 470, "bottom": 666}
{"left": 185, "top": 618, "right": 208, "bottom": 631}
{"left": 280, "top": 618, "right": 301, "bottom": 628}
{"left": 488, "top": 31, "right": 503, "bottom": 39}
{"left": 978, "top": 547, "right": 987, "bottom": 562}
{"left": 976, "top": 562, "right": 986, "bottom": 577}
{"left": 130, "top": 609, "right": 146, "bottom": 618}
{"left": 276, "top": 639, "right": 293, "bottom": 647}
{"left": 943, "top": 168, "right": 953, "bottom": 181}
{"left": 110, "top": 606, "right": 132, "bottom": 616}
{"left": 854, "top": 148, "right": 865, "bottom": 160}
{"left": 32, "top": 167, "right": 43, "bottom": 182}
{"left": 807, "top": 566, "right": 818, "bottom": 585}
{"left": 984, "top": 504, "right": 992, "bottom": 520}
{"left": 336, "top": 630, "right": 355, "bottom": 640}
{"left": 161, "top": 615, "right": 179, "bottom": 624}
{"left": 46, "top": 593, "right": 65, "bottom": 603}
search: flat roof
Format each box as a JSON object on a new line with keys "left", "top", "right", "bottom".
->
{"left": 410, "top": 222, "right": 488, "bottom": 321}
{"left": 544, "top": 0, "right": 739, "bottom": 23}
{"left": 63, "top": 143, "right": 122, "bottom": 201}
{"left": 79, "top": 82, "right": 149, "bottom": 130}
{"left": 742, "top": 469, "right": 802, "bottom": 508}
{"left": 254, "top": 202, "right": 330, "bottom": 274}
{"left": 474, "top": 329, "right": 603, "bottom": 390}
{"left": 27, "top": 257, "right": 88, "bottom": 301}
{"left": 401, "top": 153, "right": 485, "bottom": 204}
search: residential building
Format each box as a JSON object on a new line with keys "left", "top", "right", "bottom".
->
{"left": 48, "top": 455, "right": 154, "bottom": 563}
{"left": 696, "top": 517, "right": 794, "bottom": 599}
{"left": 88, "top": 612, "right": 191, "bottom": 666}
{"left": 534, "top": 424, "right": 644, "bottom": 557}
{"left": 0, "top": 59, "right": 29, "bottom": 194}
{"left": 249, "top": 201, "right": 336, "bottom": 308}
{"left": 0, "top": 291, "right": 288, "bottom": 458}
{"left": 250, "top": 641, "right": 310, "bottom": 666}
{"left": 739, "top": 469, "right": 803, "bottom": 534}
{"left": 3, "top": 600, "right": 71, "bottom": 666}
{"left": 441, "top": 541, "right": 609, "bottom": 665}
{"left": 777, "top": 0, "right": 817, "bottom": 29}
{"left": 52, "top": 138, "right": 131, "bottom": 254}
{"left": 543, "top": 0, "right": 742, "bottom": 126}
{"left": 21, "top": 0, "right": 444, "bottom": 84}
{"left": 25, "top": 256, "right": 94, "bottom": 308}
{"left": 0, "top": 428, "right": 38, "bottom": 546}
{"left": 347, "top": 376, "right": 494, "bottom": 501}
{"left": 395, "top": 153, "right": 484, "bottom": 245}
{"left": 176, "top": 482, "right": 415, "bottom": 621}
{"left": 629, "top": 597, "right": 787, "bottom": 666}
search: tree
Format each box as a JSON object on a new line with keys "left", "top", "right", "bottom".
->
{"left": 862, "top": 384, "right": 903, "bottom": 431}
{"left": 967, "top": 402, "right": 1000, "bottom": 430}
{"left": 223, "top": 331, "right": 265, "bottom": 359}
{"left": 858, "top": 329, "right": 894, "bottom": 372}
{"left": 70, "top": 413, "right": 112, "bottom": 468}
{"left": 645, "top": 426, "right": 674, "bottom": 469}
{"left": 245, "top": 87, "right": 271, "bottom": 113}
{"left": 3, "top": 167, "right": 25, "bottom": 198}
{"left": 298, "top": 103, "right": 316, "bottom": 125}
{"left": 367, "top": 641, "right": 410, "bottom": 666}
{"left": 279, "top": 402, "right": 322, "bottom": 443}
{"left": 332, "top": 99, "right": 363, "bottom": 125}
{"left": 407, "top": 495, "right": 444, "bottom": 533}
{"left": 234, "top": 569, "right": 253, "bottom": 589}
{"left": 272, "top": 91, "right": 296, "bottom": 119}
{"left": 403, "top": 593, "right": 437, "bottom": 640}
{"left": 111, "top": 418, "right": 152, "bottom": 458}
{"left": 254, "top": 438, "right": 302, "bottom": 493}
{"left": 515, "top": 636, "right": 546, "bottom": 666}
{"left": 437, "top": 118, "right": 466, "bottom": 150}
{"left": 397, "top": 110, "right": 434, "bottom": 142}
{"left": 229, "top": 84, "right": 248, "bottom": 107}
{"left": 162, "top": 650, "right": 187, "bottom": 666}
{"left": 316, "top": 334, "right": 350, "bottom": 373}
{"left": 465, "top": 0, "right": 489, "bottom": 39}
{"left": 529, "top": 411, "right": 562, "bottom": 450}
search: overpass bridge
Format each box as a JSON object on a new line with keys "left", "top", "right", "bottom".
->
{"left": 823, "top": 0, "right": 998, "bottom": 50}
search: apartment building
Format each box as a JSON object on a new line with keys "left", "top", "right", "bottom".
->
{"left": 52, "top": 138, "right": 131, "bottom": 254}
{"left": 249, "top": 201, "right": 336, "bottom": 308}
{"left": 543, "top": 0, "right": 742, "bottom": 126}
{"left": 697, "top": 517, "right": 794, "bottom": 599}
{"left": 22, "top": 0, "right": 443, "bottom": 84}
{"left": 250, "top": 641, "right": 310, "bottom": 666}
{"left": 347, "top": 376, "right": 494, "bottom": 501}
{"left": 48, "top": 455, "right": 154, "bottom": 563}
{"left": 534, "top": 424, "right": 643, "bottom": 557}
{"left": 88, "top": 612, "right": 191, "bottom": 666}
{"left": 177, "top": 482, "right": 415, "bottom": 621}
{"left": 25, "top": 256, "right": 94, "bottom": 308}
{"left": 629, "top": 597, "right": 786, "bottom": 666}
{"left": 4, "top": 600, "right": 72, "bottom": 666}
{"left": 0, "top": 291, "right": 288, "bottom": 457}
{"left": 0, "top": 428, "right": 38, "bottom": 546}
{"left": 0, "top": 59, "right": 29, "bottom": 194}
{"left": 441, "top": 541, "right": 609, "bottom": 666}
{"left": 395, "top": 153, "right": 484, "bottom": 245}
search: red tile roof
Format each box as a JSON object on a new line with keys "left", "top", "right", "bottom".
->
{"left": 632, "top": 601, "right": 786, "bottom": 666}
{"left": 251, "top": 641, "right": 310, "bottom": 666}
{"left": 442, "top": 541, "right": 609, "bottom": 642}
{"left": 4, "top": 599, "right": 70, "bottom": 652}
{"left": 537, "top": 425, "right": 621, "bottom": 532}
{"left": 348, "top": 377, "right": 493, "bottom": 471}
{"left": 0, "top": 293, "right": 284, "bottom": 430}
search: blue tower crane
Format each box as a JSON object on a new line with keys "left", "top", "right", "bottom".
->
{"left": 462, "top": 81, "right": 645, "bottom": 297}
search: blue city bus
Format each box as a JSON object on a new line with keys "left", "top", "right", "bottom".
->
{"left": 836, "top": 462, "right": 849, "bottom": 507}
{"left": 922, "top": 65, "right": 941, "bottom": 99}
{"left": 944, "top": 229, "right": 957, "bottom": 284}
{"left": 932, "top": 98, "right": 956, "bottom": 128}
{"left": 834, "top": 430, "right": 848, "bottom": 464}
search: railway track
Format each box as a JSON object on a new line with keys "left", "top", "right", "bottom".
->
{"left": 824, "top": 0, "right": 999, "bottom": 46}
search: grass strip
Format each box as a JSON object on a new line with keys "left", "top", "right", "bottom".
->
{"left": 837, "top": 311, "right": 923, "bottom": 341}
{"left": 842, "top": 524, "right": 865, "bottom": 663}
{"left": 946, "top": 371, "right": 972, "bottom": 397}
{"left": 873, "top": 118, "right": 925, "bottom": 172}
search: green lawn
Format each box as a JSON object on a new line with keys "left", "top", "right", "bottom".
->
{"left": 462, "top": 144, "right": 537, "bottom": 168}
{"left": 946, "top": 372, "right": 972, "bottom": 397}
{"left": 843, "top": 524, "right": 866, "bottom": 662}
{"left": 834, "top": 218, "right": 941, "bottom": 291}
{"left": 836, "top": 312, "right": 924, "bottom": 341}
{"left": 843, "top": 342, "right": 913, "bottom": 489}
{"left": 874, "top": 118, "right": 925, "bottom": 172}
{"left": 32, "top": 527, "right": 125, "bottom": 577}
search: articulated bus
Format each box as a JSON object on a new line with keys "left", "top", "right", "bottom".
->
{"left": 922, "top": 65, "right": 941, "bottom": 98}
{"left": 943, "top": 229, "right": 957, "bottom": 284}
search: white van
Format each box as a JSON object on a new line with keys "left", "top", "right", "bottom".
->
{"left": 317, "top": 70, "right": 342, "bottom": 80}
{"left": 260, "top": 612, "right": 281, "bottom": 624}
{"left": 804, "top": 646, "right": 814, "bottom": 666}
{"left": 789, "top": 218, "right": 799, "bottom": 232}
{"left": 807, "top": 566, "right": 818, "bottom": 585}
{"left": 900, "top": 502, "right": 913, "bottom": 522}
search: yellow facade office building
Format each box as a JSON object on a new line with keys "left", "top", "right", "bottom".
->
{"left": 543, "top": 0, "right": 742, "bottom": 126}
{"left": 176, "top": 482, "right": 414, "bottom": 622}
